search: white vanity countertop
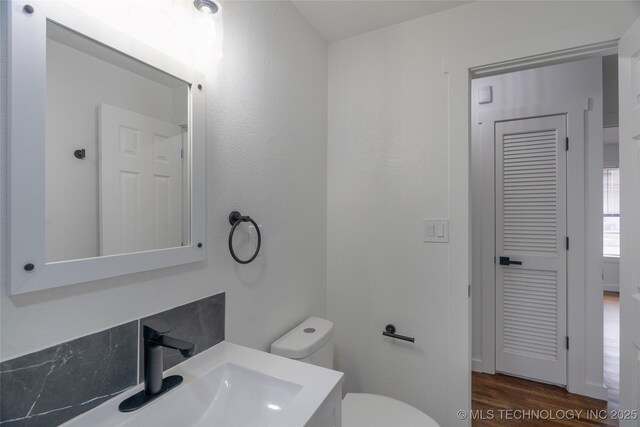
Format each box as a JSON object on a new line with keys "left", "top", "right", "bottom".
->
{"left": 61, "top": 341, "right": 344, "bottom": 427}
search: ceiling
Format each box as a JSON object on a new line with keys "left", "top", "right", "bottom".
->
{"left": 291, "top": 0, "right": 472, "bottom": 43}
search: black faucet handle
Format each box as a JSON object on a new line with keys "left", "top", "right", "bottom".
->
{"left": 143, "top": 319, "right": 171, "bottom": 339}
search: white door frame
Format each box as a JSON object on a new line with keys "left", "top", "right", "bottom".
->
{"left": 478, "top": 99, "right": 593, "bottom": 393}
{"left": 444, "top": 29, "right": 623, "bottom": 424}
{"left": 618, "top": 17, "right": 640, "bottom": 426}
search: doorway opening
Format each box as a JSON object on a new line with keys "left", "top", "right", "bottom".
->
{"left": 602, "top": 53, "right": 620, "bottom": 410}
{"left": 470, "top": 51, "right": 620, "bottom": 419}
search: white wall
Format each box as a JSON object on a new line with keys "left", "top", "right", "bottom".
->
{"left": 471, "top": 58, "right": 605, "bottom": 397}
{"left": 604, "top": 258, "right": 620, "bottom": 292}
{"left": 604, "top": 143, "right": 619, "bottom": 168}
{"left": 46, "top": 39, "right": 182, "bottom": 263}
{"left": 327, "top": 2, "right": 640, "bottom": 425}
{"left": 604, "top": 142, "right": 620, "bottom": 168}
{"left": 603, "top": 54, "right": 619, "bottom": 128}
{"left": 0, "top": 0, "right": 328, "bottom": 360}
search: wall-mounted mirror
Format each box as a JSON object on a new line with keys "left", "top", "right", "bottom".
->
{"left": 45, "top": 22, "right": 190, "bottom": 262}
{"left": 8, "top": 2, "right": 206, "bottom": 294}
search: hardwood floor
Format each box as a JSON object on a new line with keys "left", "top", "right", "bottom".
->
{"left": 603, "top": 292, "right": 620, "bottom": 410}
{"left": 472, "top": 373, "right": 614, "bottom": 426}
{"left": 471, "top": 292, "right": 620, "bottom": 426}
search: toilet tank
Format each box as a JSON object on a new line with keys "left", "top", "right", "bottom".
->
{"left": 270, "top": 317, "right": 334, "bottom": 369}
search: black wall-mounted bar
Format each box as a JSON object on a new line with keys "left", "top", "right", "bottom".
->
{"left": 382, "top": 324, "right": 415, "bottom": 343}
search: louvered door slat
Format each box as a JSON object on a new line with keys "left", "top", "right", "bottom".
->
{"left": 502, "top": 127, "right": 557, "bottom": 254}
{"left": 495, "top": 115, "right": 567, "bottom": 386}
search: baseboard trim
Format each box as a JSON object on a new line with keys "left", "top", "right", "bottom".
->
{"left": 472, "top": 358, "right": 483, "bottom": 373}
{"left": 569, "top": 382, "right": 609, "bottom": 401}
{"left": 604, "top": 283, "right": 619, "bottom": 292}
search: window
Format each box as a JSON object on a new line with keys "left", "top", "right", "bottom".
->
{"left": 603, "top": 168, "right": 620, "bottom": 257}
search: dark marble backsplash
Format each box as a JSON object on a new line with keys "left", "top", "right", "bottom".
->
{"left": 0, "top": 292, "right": 225, "bottom": 426}
{"left": 0, "top": 323, "right": 137, "bottom": 427}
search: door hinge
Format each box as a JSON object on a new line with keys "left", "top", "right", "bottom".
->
{"left": 565, "top": 137, "right": 569, "bottom": 151}
{"left": 494, "top": 256, "right": 496, "bottom": 264}
{"left": 181, "top": 148, "right": 184, "bottom": 159}
{"left": 566, "top": 237, "right": 569, "bottom": 250}
{"left": 566, "top": 336, "right": 570, "bottom": 350}
{"left": 468, "top": 284, "right": 471, "bottom": 298}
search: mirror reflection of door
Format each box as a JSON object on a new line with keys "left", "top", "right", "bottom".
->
{"left": 44, "top": 21, "right": 190, "bottom": 263}
{"left": 99, "top": 104, "right": 184, "bottom": 256}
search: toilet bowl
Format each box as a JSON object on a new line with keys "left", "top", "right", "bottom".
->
{"left": 270, "top": 317, "right": 439, "bottom": 427}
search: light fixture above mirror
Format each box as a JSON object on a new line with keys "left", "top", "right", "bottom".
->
{"left": 194, "top": 0, "right": 220, "bottom": 15}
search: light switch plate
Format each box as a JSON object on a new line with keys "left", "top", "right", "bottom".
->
{"left": 423, "top": 219, "right": 449, "bottom": 243}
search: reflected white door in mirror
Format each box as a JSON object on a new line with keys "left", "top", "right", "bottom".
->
{"left": 98, "top": 104, "right": 186, "bottom": 257}
{"left": 8, "top": 1, "right": 206, "bottom": 294}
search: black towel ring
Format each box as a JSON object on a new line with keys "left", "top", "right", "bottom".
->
{"left": 228, "top": 211, "right": 261, "bottom": 264}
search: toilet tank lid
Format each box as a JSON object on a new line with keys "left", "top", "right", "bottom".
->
{"left": 271, "top": 317, "right": 334, "bottom": 359}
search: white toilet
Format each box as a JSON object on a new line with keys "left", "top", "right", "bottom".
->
{"left": 271, "top": 317, "right": 440, "bottom": 427}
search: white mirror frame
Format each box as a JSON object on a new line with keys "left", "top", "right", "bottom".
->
{"left": 8, "top": 1, "right": 206, "bottom": 295}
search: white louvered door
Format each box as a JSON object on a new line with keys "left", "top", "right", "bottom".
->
{"left": 495, "top": 115, "right": 567, "bottom": 385}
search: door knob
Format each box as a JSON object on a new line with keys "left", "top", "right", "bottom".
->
{"left": 499, "top": 256, "right": 522, "bottom": 266}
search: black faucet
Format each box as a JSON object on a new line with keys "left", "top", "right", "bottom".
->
{"left": 143, "top": 319, "right": 195, "bottom": 395}
{"left": 119, "top": 319, "right": 195, "bottom": 412}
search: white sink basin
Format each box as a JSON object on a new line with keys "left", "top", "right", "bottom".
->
{"left": 62, "top": 342, "right": 343, "bottom": 427}
{"left": 122, "top": 363, "right": 302, "bottom": 426}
